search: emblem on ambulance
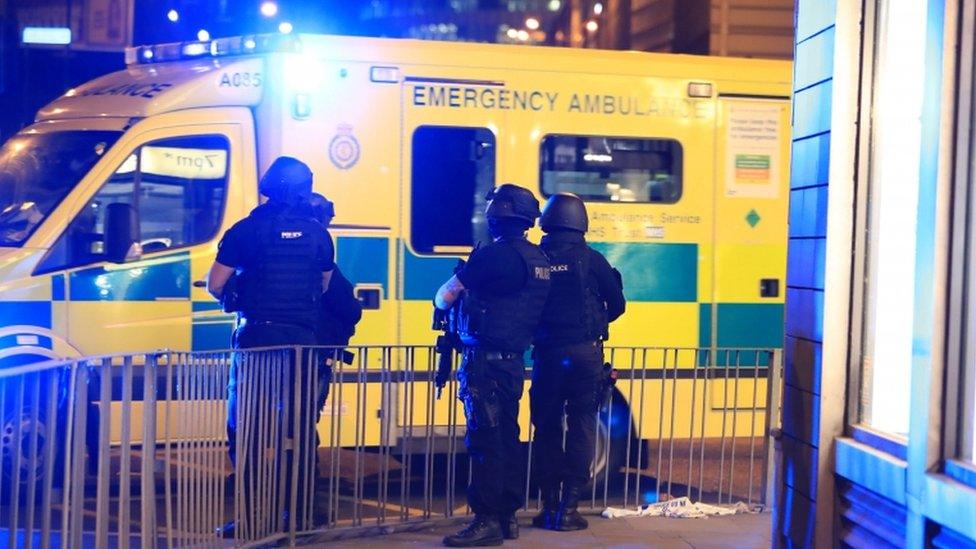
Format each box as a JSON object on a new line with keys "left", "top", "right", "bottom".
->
{"left": 329, "top": 124, "right": 360, "bottom": 170}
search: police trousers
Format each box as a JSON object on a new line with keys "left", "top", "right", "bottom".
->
{"left": 227, "top": 320, "right": 320, "bottom": 531}
{"left": 530, "top": 341, "right": 605, "bottom": 492}
{"left": 458, "top": 348, "right": 525, "bottom": 518}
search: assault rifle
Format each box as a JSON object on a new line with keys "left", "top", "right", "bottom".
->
{"left": 432, "top": 258, "right": 467, "bottom": 399}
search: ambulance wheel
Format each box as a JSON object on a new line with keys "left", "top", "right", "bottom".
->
{"left": 591, "top": 388, "right": 644, "bottom": 487}
{"left": 1, "top": 406, "right": 53, "bottom": 504}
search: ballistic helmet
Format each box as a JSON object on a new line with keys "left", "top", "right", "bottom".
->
{"left": 485, "top": 184, "right": 541, "bottom": 224}
{"left": 540, "top": 193, "right": 588, "bottom": 233}
{"left": 258, "top": 156, "right": 313, "bottom": 206}
{"left": 309, "top": 193, "right": 336, "bottom": 225}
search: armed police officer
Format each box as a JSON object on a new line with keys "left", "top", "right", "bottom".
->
{"left": 305, "top": 193, "right": 362, "bottom": 428}
{"left": 530, "top": 193, "right": 625, "bottom": 532}
{"left": 207, "top": 156, "right": 334, "bottom": 537}
{"left": 434, "top": 184, "right": 551, "bottom": 547}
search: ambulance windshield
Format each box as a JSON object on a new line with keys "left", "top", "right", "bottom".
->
{"left": 0, "top": 130, "right": 121, "bottom": 247}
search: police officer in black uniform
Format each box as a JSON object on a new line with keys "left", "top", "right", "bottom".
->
{"left": 305, "top": 193, "right": 363, "bottom": 424}
{"left": 434, "top": 184, "right": 551, "bottom": 547}
{"left": 207, "top": 156, "right": 335, "bottom": 537}
{"left": 530, "top": 193, "right": 625, "bottom": 532}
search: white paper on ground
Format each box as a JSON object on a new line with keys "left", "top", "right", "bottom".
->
{"left": 602, "top": 497, "right": 756, "bottom": 519}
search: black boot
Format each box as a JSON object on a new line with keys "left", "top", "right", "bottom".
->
{"left": 531, "top": 489, "right": 559, "bottom": 529}
{"left": 553, "top": 485, "right": 588, "bottom": 532}
{"left": 500, "top": 514, "right": 519, "bottom": 540}
{"left": 443, "top": 515, "right": 504, "bottom": 547}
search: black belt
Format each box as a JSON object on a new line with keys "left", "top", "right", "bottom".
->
{"left": 465, "top": 348, "right": 522, "bottom": 361}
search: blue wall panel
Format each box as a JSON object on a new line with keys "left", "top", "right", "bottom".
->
{"left": 793, "top": 82, "right": 833, "bottom": 139}
{"left": 794, "top": 27, "right": 836, "bottom": 90}
{"left": 785, "top": 288, "right": 824, "bottom": 343}
{"left": 796, "top": 0, "right": 837, "bottom": 42}
{"left": 782, "top": 0, "right": 836, "bottom": 547}
{"left": 791, "top": 133, "right": 831, "bottom": 189}
{"left": 789, "top": 187, "right": 829, "bottom": 238}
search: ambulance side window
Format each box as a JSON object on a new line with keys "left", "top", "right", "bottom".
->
{"left": 539, "top": 135, "right": 683, "bottom": 204}
{"left": 411, "top": 126, "right": 495, "bottom": 254}
{"left": 36, "top": 135, "right": 230, "bottom": 274}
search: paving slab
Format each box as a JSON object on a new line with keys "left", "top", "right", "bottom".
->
{"left": 314, "top": 511, "right": 771, "bottom": 548}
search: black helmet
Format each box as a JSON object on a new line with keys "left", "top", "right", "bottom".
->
{"left": 540, "top": 193, "right": 588, "bottom": 233}
{"left": 485, "top": 184, "right": 540, "bottom": 224}
{"left": 309, "top": 193, "right": 336, "bottom": 225}
{"left": 259, "top": 156, "right": 313, "bottom": 205}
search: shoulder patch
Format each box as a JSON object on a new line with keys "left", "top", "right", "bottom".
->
{"left": 281, "top": 231, "right": 304, "bottom": 239}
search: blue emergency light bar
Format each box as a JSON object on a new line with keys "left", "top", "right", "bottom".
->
{"left": 22, "top": 27, "right": 72, "bottom": 45}
{"left": 124, "top": 33, "right": 299, "bottom": 65}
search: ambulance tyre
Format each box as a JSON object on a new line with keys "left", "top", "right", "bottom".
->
{"left": 0, "top": 355, "right": 73, "bottom": 505}
{"left": 591, "top": 387, "right": 645, "bottom": 488}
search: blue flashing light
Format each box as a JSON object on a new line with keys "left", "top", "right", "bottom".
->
{"left": 22, "top": 27, "right": 71, "bottom": 45}
{"left": 279, "top": 21, "right": 293, "bottom": 34}
{"left": 197, "top": 29, "right": 210, "bottom": 42}
{"left": 244, "top": 38, "right": 257, "bottom": 50}
{"left": 183, "top": 42, "right": 207, "bottom": 56}
{"left": 167, "top": 9, "right": 179, "bottom": 22}
{"left": 260, "top": 1, "right": 279, "bottom": 17}
{"left": 142, "top": 49, "right": 154, "bottom": 60}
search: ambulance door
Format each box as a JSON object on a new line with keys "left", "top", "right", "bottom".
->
{"left": 396, "top": 79, "right": 503, "bottom": 446}
{"left": 711, "top": 97, "right": 791, "bottom": 363}
{"left": 32, "top": 108, "right": 255, "bottom": 354}
{"left": 398, "top": 80, "right": 504, "bottom": 345}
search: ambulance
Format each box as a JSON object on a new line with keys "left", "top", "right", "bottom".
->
{"left": 0, "top": 33, "right": 791, "bottom": 479}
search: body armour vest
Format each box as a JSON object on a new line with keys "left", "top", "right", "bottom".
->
{"left": 239, "top": 209, "right": 324, "bottom": 327}
{"left": 535, "top": 242, "right": 609, "bottom": 347}
{"left": 458, "top": 238, "right": 551, "bottom": 353}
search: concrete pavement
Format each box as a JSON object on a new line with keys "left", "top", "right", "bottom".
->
{"left": 313, "top": 511, "right": 772, "bottom": 548}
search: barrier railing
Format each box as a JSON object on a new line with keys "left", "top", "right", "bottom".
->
{"left": 0, "top": 345, "right": 781, "bottom": 547}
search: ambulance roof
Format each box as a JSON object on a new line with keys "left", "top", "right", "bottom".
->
{"left": 36, "top": 56, "right": 263, "bottom": 122}
{"left": 37, "top": 33, "right": 791, "bottom": 122}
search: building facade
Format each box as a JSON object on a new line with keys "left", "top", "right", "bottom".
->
{"left": 779, "top": 0, "right": 976, "bottom": 545}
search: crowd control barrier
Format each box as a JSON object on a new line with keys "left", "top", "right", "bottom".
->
{"left": 0, "top": 345, "right": 781, "bottom": 547}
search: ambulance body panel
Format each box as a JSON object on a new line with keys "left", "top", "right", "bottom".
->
{"left": 0, "top": 34, "right": 790, "bottom": 447}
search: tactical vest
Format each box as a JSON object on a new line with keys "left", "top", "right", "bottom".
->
{"left": 238, "top": 210, "right": 324, "bottom": 327}
{"left": 535, "top": 243, "right": 609, "bottom": 347}
{"left": 458, "top": 238, "right": 551, "bottom": 353}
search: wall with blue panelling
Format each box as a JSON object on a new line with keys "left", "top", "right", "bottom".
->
{"left": 778, "top": 0, "right": 835, "bottom": 544}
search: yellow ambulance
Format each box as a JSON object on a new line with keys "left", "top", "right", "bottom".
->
{"left": 0, "top": 33, "right": 790, "bottom": 477}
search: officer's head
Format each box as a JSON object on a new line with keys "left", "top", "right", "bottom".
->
{"left": 258, "top": 156, "right": 313, "bottom": 206}
{"left": 309, "top": 193, "right": 336, "bottom": 227}
{"left": 540, "top": 193, "right": 588, "bottom": 233}
{"left": 484, "top": 184, "right": 540, "bottom": 239}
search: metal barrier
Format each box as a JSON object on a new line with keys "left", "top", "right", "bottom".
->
{"left": 0, "top": 346, "right": 781, "bottom": 547}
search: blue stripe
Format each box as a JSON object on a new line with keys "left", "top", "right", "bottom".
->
{"left": 403, "top": 247, "right": 461, "bottom": 301}
{"left": 699, "top": 303, "right": 784, "bottom": 366}
{"left": 52, "top": 274, "right": 65, "bottom": 301}
{"left": 590, "top": 242, "right": 698, "bottom": 302}
{"left": 337, "top": 237, "right": 389, "bottom": 295}
{"left": 70, "top": 252, "right": 190, "bottom": 301}
{"left": 0, "top": 302, "right": 52, "bottom": 330}
{"left": 0, "top": 334, "right": 52, "bottom": 350}
{"left": 192, "top": 321, "right": 234, "bottom": 351}
{"left": 193, "top": 301, "right": 224, "bottom": 312}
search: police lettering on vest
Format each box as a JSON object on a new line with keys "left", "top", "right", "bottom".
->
{"left": 237, "top": 211, "right": 326, "bottom": 327}
{"left": 458, "top": 238, "right": 551, "bottom": 353}
{"left": 535, "top": 243, "right": 609, "bottom": 347}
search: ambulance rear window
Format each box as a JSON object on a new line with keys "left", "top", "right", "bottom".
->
{"left": 411, "top": 126, "right": 495, "bottom": 254}
{"left": 539, "top": 135, "right": 682, "bottom": 204}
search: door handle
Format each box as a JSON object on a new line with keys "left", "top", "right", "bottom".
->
{"left": 193, "top": 280, "right": 207, "bottom": 288}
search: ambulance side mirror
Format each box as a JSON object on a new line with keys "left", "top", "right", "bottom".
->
{"left": 104, "top": 203, "right": 142, "bottom": 263}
